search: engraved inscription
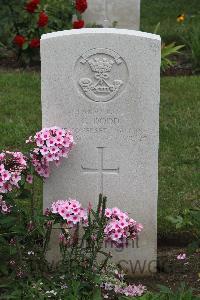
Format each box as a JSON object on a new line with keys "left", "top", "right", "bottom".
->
{"left": 81, "top": 147, "right": 119, "bottom": 194}
{"left": 75, "top": 48, "right": 129, "bottom": 102}
{"left": 94, "top": 117, "right": 120, "bottom": 125}
{"left": 66, "top": 107, "right": 148, "bottom": 143}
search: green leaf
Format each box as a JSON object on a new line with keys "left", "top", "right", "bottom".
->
{"left": 157, "top": 284, "right": 172, "bottom": 294}
{"left": 153, "top": 22, "right": 160, "bottom": 34}
{"left": 0, "top": 216, "right": 17, "bottom": 226}
{"left": 22, "top": 42, "right": 29, "bottom": 50}
{"left": 91, "top": 288, "right": 102, "bottom": 300}
{"left": 0, "top": 264, "right": 9, "bottom": 276}
{"left": 18, "top": 188, "right": 32, "bottom": 199}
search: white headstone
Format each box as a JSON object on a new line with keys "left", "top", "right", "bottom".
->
{"left": 83, "top": 0, "right": 140, "bottom": 30}
{"left": 41, "top": 28, "right": 160, "bottom": 275}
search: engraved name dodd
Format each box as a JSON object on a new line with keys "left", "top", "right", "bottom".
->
{"left": 76, "top": 48, "right": 128, "bottom": 102}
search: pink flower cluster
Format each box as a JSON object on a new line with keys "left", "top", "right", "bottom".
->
{"left": 27, "top": 127, "right": 75, "bottom": 178}
{"left": 0, "top": 151, "right": 27, "bottom": 193}
{"left": 0, "top": 195, "right": 12, "bottom": 214}
{"left": 104, "top": 207, "right": 143, "bottom": 246}
{"left": 51, "top": 199, "right": 88, "bottom": 228}
{"left": 115, "top": 284, "right": 146, "bottom": 297}
{"left": 177, "top": 253, "right": 186, "bottom": 260}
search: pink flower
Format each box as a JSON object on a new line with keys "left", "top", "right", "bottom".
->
{"left": 56, "top": 129, "right": 66, "bottom": 137}
{"left": 111, "top": 232, "right": 121, "bottom": 241}
{"left": 33, "top": 148, "right": 40, "bottom": 154}
{"left": 40, "top": 146, "right": 49, "bottom": 156}
{"left": 13, "top": 152, "right": 27, "bottom": 166}
{"left": 0, "top": 153, "right": 5, "bottom": 161}
{"left": 51, "top": 198, "right": 88, "bottom": 228}
{"left": 112, "top": 207, "right": 122, "bottom": 217}
{"left": 0, "top": 151, "right": 27, "bottom": 193}
{"left": 62, "top": 137, "right": 71, "bottom": 147}
{"left": 71, "top": 215, "right": 80, "bottom": 224}
{"left": 0, "top": 196, "right": 12, "bottom": 214}
{"left": 49, "top": 146, "right": 59, "bottom": 154}
{"left": 40, "top": 130, "right": 50, "bottom": 140}
{"left": 45, "top": 153, "right": 54, "bottom": 162}
{"left": 44, "top": 208, "right": 51, "bottom": 216}
{"left": 11, "top": 173, "right": 21, "bottom": 186}
{"left": 44, "top": 169, "right": 50, "bottom": 177}
{"left": 135, "top": 223, "right": 143, "bottom": 232}
{"left": 26, "top": 174, "right": 33, "bottom": 184}
{"left": 0, "top": 164, "right": 5, "bottom": 173}
{"left": 105, "top": 208, "right": 112, "bottom": 218}
{"left": 104, "top": 206, "right": 143, "bottom": 246}
{"left": 9, "top": 260, "right": 16, "bottom": 266}
{"left": 1, "top": 170, "right": 11, "bottom": 181}
{"left": 70, "top": 199, "right": 81, "bottom": 209}
{"left": 9, "top": 238, "right": 16, "bottom": 245}
{"left": 46, "top": 220, "right": 52, "bottom": 227}
{"left": 55, "top": 136, "right": 64, "bottom": 144}
{"left": 177, "top": 253, "right": 186, "bottom": 260}
{"left": 35, "top": 138, "right": 44, "bottom": 147}
{"left": 1, "top": 203, "right": 10, "bottom": 213}
{"left": 60, "top": 148, "right": 69, "bottom": 158}
{"left": 52, "top": 153, "right": 60, "bottom": 160}
{"left": 115, "top": 284, "right": 146, "bottom": 297}
{"left": 27, "top": 127, "right": 75, "bottom": 179}
{"left": 0, "top": 177, "right": 4, "bottom": 187}
{"left": 46, "top": 138, "right": 56, "bottom": 147}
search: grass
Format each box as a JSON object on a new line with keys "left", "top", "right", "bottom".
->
{"left": 159, "top": 76, "right": 200, "bottom": 236}
{"left": 0, "top": 71, "right": 41, "bottom": 150}
{"left": 0, "top": 72, "right": 199, "bottom": 236}
{"left": 141, "top": 0, "right": 200, "bottom": 42}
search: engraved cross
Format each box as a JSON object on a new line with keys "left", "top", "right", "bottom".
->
{"left": 81, "top": 147, "right": 119, "bottom": 195}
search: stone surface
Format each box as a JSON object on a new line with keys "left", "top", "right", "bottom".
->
{"left": 83, "top": 0, "right": 140, "bottom": 30}
{"left": 41, "top": 28, "right": 161, "bottom": 275}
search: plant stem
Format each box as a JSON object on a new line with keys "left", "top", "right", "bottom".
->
{"left": 30, "top": 175, "right": 35, "bottom": 222}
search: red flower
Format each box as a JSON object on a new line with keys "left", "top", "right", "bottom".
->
{"left": 37, "top": 11, "right": 49, "bottom": 27}
{"left": 73, "top": 19, "right": 85, "bottom": 29}
{"left": 29, "top": 38, "right": 40, "bottom": 48}
{"left": 25, "top": 0, "right": 40, "bottom": 13}
{"left": 13, "top": 35, "right": 26, "bottom": 48}
{"left": 75, "top": 0, "right": 87, "bottom": 13}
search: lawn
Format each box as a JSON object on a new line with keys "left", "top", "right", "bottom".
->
{"left": 0, "top": 72, "right": 199, "bottom": 237}
{"left": 141, "top": 0, "right": 200, "bottom": 42}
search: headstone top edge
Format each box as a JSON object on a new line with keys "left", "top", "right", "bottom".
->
{"left": 41, "top": 28, "right": 161, "bottom": 42}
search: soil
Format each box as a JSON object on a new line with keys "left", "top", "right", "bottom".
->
{"left": 130, "top": 247, "right": 200, "bottom": 295}
{"left": 0, "top": 55, "right": 40, "bottom": 72}
{"left": 163, "top": 64, "right": 194, "bottom": 76}
{"left": 0, "top": 52, "right": 198, "bottom": 76}
{"left": 162, "top": 52, "right": 196, "bottom": 76}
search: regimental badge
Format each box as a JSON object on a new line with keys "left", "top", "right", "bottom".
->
{"left": 75, "top": 48, "right": 129, "bottom": 102}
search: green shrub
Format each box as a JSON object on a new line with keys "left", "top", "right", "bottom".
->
{"left": 153, "top": 23, "right": 184, "bottom": 72}
{"left": 167, "top": 203, "right": 200, "bottom": 252}
{"left": 132, "top": 283, "right": 200, "bottom": 300}
{"left": 0, "top": 0, "right": 86, "bottom": 66}
{"left": 176, "top": 14, "right": 200, "bottom": 72}
{"left": 184, "top": 24, "right": 200, "bottom": 72}
{"left": 161, "top": 42, "right": 184, "bottom": 72}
